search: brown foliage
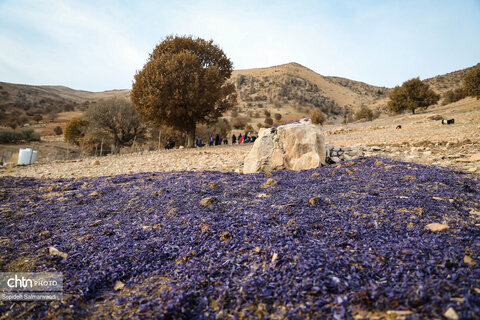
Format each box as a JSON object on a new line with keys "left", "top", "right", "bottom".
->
{"left": 388, "top": 77, "right": 439, "bottom": 114}
{"left": 64, "top": 117, "right": 88, "bottom": 146}
{"left": 85, "top": 98, "right": 146, "bottom": 148}
{"left": 354, "top": 106, "right": 376, "bottom": 121}
{"left": 442, "top": 87, "right": 467, "bottom": 105}
{"left": 310, "top": 109, "right": 326, "bottom": 125}
{"left": 232, "top": 117, "right": 248, "bottom": 129}
{"left": 131, "top": 35, "right": 236, "bottom": 147}
{"left": 464, "top": 64, "right": 480, "bottom": 99}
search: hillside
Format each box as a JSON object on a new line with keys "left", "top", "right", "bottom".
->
{"left": 423, "top": 63, "right": 480, "bottom": 93}
{"left": 1, "top": 62, "right": 477, "bottom": 131}
{"left": 230, "top": 63, "right": 389, "bottom": 124}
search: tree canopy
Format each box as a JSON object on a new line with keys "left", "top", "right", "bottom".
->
{"left": 464, "top": 64, "right": 480, "bottom": 99}
{"left": 85, "top": 98, "right": 145, "bottom": 149}
{"left": 64, "top": 117, "right": 88, "bottom": 146}
{"left": 131, "top": 35, "right": 237, "bottom": 147}
{"left": 387, "top": 77, "right": 439, "bottom": 114}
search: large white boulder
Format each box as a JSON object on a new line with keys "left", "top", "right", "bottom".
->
{"left": 243, "top": 119, "right": 326, "bottom": 173}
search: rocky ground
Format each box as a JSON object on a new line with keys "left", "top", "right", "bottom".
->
{"left": 0, "top": 97, "right": 479, "bottom": 179}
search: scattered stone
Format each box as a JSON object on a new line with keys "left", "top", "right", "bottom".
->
{"left": 261, "top": 178, "right": 278, "bottom": 188}
{"left": 48, "top": 246, "right": 68, "bottom": 259}
{"left": 91, "top": 160, "right": 100, "bottom": 166}
{"left": 371, "top": 146, "right": 381, "bottom": 151}
{"left": 89, "top": 191, "right": 101, "bottom": 197}
{"left": 209, "top": 182, "right": 218, "bottom": 190}
{"left": 243, "top": 119, "right": 325, "bottom": 173}
{"left": 264, "top": 171, "right": 273, "bottom": 177}
{"left": 464, "top": 255, "right": 477, "bottom": 266}
{"left": 425, "top": 223, "right": 449, "bottom": 232}
{"left": 309, "top": 197, "right": 320, "bottom": 205}
{"left": 200, "top": 197, "right": 217, "bottom": 207}
{"left": 330, "top": 157, "right": 341, "bottom": 163}
{"left": 114, "top": 280, "right": 125, "bottom": 290}
{"left": 444, "top": 307, "right": 459, "bottom": 320}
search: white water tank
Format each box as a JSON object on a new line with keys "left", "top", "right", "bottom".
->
{"left": 17, "top": 148, "right": 37, "bottom": 165}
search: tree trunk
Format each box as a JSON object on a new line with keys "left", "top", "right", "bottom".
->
{"left": 411, "top": 108, "right": 415, "bottom": 114}
{"left": 187, "top": 125, "right": 196, "bottom": 148}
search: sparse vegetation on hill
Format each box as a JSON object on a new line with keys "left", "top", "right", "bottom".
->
{"left": 424, "top": 63, "right": 480, "bottom": 93}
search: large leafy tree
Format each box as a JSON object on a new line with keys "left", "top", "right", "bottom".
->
{"left": 464, "top": 64, "right": 480, "bottom": 99}
{"left": 387, "top": 77, "right": 439, "bottom": 114}
{"left": 131, "top": 35, "right": 237, "bottom": 147}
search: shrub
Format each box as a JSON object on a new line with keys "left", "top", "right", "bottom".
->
{"left": 232, "top": 117, "right": 248, "bottom": 129}
{"left": 274, "top": 113, "right": 282, "bottom": 121}
{"left": 0, "top": 127, "right": 41, "bottom": 143}
{"left": 354, "top": 106, "right": 374, "bottom": 121}
{"left": 310, "top": 109, "right": 326, "bottom": 125}
{"left": 64, "top": 117, "right": 89, "bottom": 146}
{"left": 32, "top": 114, "right": 43, "bottom": 123}
{"left": 464, "top": 64, "right": 480, "bottom": 99}
{"left": 264, "top": 110, "right": 271, "bottom": 118}
{"left": 54, "top": 126, "right": 63, "bottom": 135}
{"left": 442, "top": 88, "right": 467, "bottom": 105}
{"left": 264, "top": 118, "right": 273, "bottom": 126}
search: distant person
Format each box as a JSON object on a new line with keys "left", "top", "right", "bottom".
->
{"left": 165, "top": 140, "right": 175, "bottom": 150}
{"left": 208, "top": 135, "right": 214, "bottom": 146}
{"left": 251, "top": 136, "right": 257, "bottom": 143}
{"left": 195, "top": 137, "right": 205, "bottom": 147}
{"left": 232, "top": 134, "right": 237, "bottom": 144}
{"left": 215, "top": 134, "right": 220, "bottom": 146}
{"left": 237, "top": 133, "right": 242, "bottom": 144}
{"left": 223, "top": 138, "right": 228, "bottom": 145}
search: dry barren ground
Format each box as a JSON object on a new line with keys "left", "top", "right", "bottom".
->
{"left": 1, "top": 98, "right": 479, "bottom": 179}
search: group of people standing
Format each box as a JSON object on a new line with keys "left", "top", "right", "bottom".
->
{"left": 195, "top": 132, "right": 256, "bottom": 148}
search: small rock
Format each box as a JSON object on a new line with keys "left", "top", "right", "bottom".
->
{"left": 261, "top": 178, "right": 278, "bottom": 188}
{"left": 200, "top": 197, "right": 217, "bottom": 207}
{"left": 330, "top": 157, "right": 341, "bottom": 163}
{"left": 209, "top": 182, "right": 218, "bottom": 190}
{"left": 178, "top": 146, "right": 184, "bottom": 149}
{"left": 49, "top": 246, "right": 68, "bottom": 259}
{"left": 89, "top": 191, "right": 101, "bottom": 197}
{"left": 264, "top": 171, "right": 273, "bottom": 177}
{"left": 444, "top": 307, "right": 459, "bottom": 320}
{"left": 343, "top": 154, "right": 352, "bottom": 160}
{"left": 309, "top": 197, "right": 320, "bottom": 205}
{"left": 425, "top": 223, "right": 449, "bottom": 232}
{"left": 371, "top": 146, "right": 381, "bottom": 151}
{"left": 91, "top": 160, "right": 100, "bottom": 166}
{"left": 114, "top": 280, "right": 125, "bottom": 291}
{"left": 464, "top": 255, "right": 477, "bottom": 266}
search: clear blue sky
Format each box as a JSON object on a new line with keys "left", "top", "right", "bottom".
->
{"left": 1, "top": 0, "right": 479, "bottom": 91}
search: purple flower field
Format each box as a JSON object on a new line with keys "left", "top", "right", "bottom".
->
{"left": 1, "top": 156, "right": 479, "bottom": 319}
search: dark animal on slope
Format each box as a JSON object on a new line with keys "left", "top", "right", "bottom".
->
{"left": 396, "top": 125, "right": 402, "bottom": 129}
{"left": 441, "top": 119, "right": 455, "bottom": 125}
